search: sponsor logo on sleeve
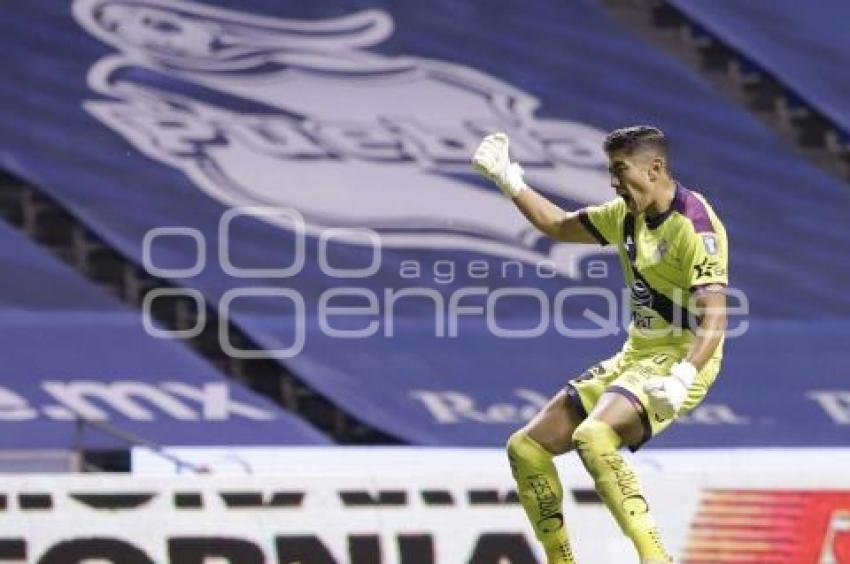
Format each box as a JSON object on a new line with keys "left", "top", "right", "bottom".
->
{"left": 693, "top": 257, "right": 726, "bottom": 280}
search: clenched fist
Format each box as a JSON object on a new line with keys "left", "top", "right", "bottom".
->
{"left": 644, "top": 361, "right": 698, "bottom": 420}
{"left": 471, "top": 133, "right": 527, "bottom": 198}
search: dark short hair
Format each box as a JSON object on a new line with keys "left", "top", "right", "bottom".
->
{"left": 603, "top": 125, "right": 667, "bottom": 157}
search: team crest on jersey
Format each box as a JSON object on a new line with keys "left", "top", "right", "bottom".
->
{"left": 653, "top": 239, "right": 669, "bottom": 262}
{"left": 73, "top": 0, "right": 615, "bottom": 278}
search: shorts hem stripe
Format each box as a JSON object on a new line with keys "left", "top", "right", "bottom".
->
{"left": 564, "top": 382, "right": 589, "bottom": 421}
{"left": 607, "top": 385, "right": 652, "bottom": 451}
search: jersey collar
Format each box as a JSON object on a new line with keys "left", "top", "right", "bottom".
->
{"left": 645, "top": 181, "right": 684, "bottom": 230}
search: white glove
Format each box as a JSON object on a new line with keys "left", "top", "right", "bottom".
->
{"left": 471, "top": 132, "right": 528, "bottom": 198}
{"left": 643, "top": 361, "right": 697, "bottom": 420}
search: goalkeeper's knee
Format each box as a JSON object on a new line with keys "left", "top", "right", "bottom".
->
{"left": 571, "top": 419, "right": 622, "bottom": 474}
{"left": 506, "top": 430, "right": 553, "bottom": 477}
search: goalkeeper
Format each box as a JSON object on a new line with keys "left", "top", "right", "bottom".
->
{"left": 472, "top": 126, "right": 729, "bottom": 563}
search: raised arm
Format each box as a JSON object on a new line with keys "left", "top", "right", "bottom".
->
{"left": 471, "top": 133, "right": 598, "bottom": 243}
{"left": 512, "top": 188, "right": 599, "bottom": 243}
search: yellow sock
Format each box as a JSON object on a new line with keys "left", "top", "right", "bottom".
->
{"left": 507, "top": 431, "right": 576, "bottom": 564}
{"left": 572, "top": 420, "right": 671, "bottom": 563}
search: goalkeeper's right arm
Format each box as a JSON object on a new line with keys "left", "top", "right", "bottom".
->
{"left": 471, "top": 133, "right": 598, "bottom": 244}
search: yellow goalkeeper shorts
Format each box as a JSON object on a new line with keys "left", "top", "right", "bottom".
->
{"left": 565, "top": 349, "right": 721, "bottom": 450}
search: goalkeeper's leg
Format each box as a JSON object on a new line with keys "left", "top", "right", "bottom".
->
{"left": 572, "top": 392, "right": 672, "bottom": 563}
{"left": 506, "top": 390, "right": 582, "bottom": 564}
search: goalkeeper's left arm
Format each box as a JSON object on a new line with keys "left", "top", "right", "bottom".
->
{"left": 644, "top": 289, "right": 727, "bottom": 418}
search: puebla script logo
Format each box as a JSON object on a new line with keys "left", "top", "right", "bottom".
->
{"left": 74, "top": 0, "right": 614, "bottom": 278}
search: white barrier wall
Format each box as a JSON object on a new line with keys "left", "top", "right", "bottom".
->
{"left": 0, "top": 448, "right": 848, "bottom": 563}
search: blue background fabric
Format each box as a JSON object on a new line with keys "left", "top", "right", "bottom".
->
{"left": 0, "top": 0, "right": 847, "bottom": 447}
{"left": 671, "top": 0, "right": 850, "bottom": 136}
{"left": 0, "top": 218, "right": 328, "bottom": 448}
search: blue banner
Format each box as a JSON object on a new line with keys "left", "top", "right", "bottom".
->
{"left": 0, "top": 0, "right": 848, "bottom": 447}
{"left": 671, "top": 0, "right": 850, "bottom": 135}
{"left": 0, "top": 219, "right": 329, "bottom": 449}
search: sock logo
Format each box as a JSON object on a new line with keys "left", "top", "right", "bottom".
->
{"left": 621, "top": 494, "right": 649, "bottom": 517}
{"left": 601, "top": 452, "right": 642, "bottom": 501}
{"left": 527, "top": 474, "right": 564, "bottom": 534}
{"left": 536, "top": 513, "right": 565, "bottom": 535}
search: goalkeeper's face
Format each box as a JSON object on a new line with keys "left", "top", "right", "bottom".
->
{"left": 606, "top": 149, "right": 667, "bottom": 216}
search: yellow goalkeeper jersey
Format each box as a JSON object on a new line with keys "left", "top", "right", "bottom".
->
{"left": 578, "top": 182, "right": 728, "bottom": 358}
